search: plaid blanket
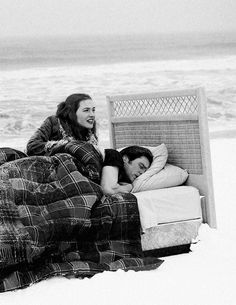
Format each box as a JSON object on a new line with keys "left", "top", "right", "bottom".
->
{"left": 0, "top": 147, "right": 28, "bottom": 166}
{"left": 49, "top": 140, "right": 104, "bottom": 184}
{"left": 0, "top": 147, "right": 163, "bottom": 292}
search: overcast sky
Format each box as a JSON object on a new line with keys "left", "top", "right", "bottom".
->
{"left": 0, "top": 0, "right": 236, "bottom": 37}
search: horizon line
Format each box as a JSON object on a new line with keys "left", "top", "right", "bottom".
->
{"left": 1, "top": 30, "right": 236, "bottom": 40}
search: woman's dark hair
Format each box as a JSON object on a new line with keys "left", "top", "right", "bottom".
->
{"left": 56, "top": 93, "right": 97, "bottom": 140}
{"left": 120, "top": 145, "right": 153, "bottom": 165}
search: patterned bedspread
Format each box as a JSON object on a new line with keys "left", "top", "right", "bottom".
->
{"left": 0, "top": 146, "right": 163, "bottom": 292}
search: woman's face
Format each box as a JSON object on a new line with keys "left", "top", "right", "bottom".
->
{"left": 76, "top": 99, "right": 95, "bottom": 129}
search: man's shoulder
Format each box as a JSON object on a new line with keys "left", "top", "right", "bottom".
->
{"left": 104, "top": 149, "right": 123, "bottom": 167}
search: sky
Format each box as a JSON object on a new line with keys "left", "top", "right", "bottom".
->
{"left": 0, "top": 0, "right": 236, "bottom": 37}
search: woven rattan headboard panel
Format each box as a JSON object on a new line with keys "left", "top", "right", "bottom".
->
{"left": 111, "top": 120, "right": 202, "bottom": 174}
{"left": 107, "top": 88, "right": 216, "bottom": 228}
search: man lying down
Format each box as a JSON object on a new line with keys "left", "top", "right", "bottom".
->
{"left": 101, "top": 146, "right": 153, "bottom": 194}
{"left": 0, "top": 142, "right": 162, "bottom": 292}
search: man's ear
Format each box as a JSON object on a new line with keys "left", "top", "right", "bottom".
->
{"left": 122, "top": 155, "right": 129, "bottom": 163}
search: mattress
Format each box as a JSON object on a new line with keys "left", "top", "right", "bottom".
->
{"left": 135, "top": 186, "right": 202, "bottom": 231}
{"left": 141, "top": 218, "right": 202, "bottom": 251}
{"left": 134, "top": 186, "right": 202, "bottom": 251}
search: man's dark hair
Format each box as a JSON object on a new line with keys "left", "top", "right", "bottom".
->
{"left": 120, "top": 145, "right": 153, "bottom": 165}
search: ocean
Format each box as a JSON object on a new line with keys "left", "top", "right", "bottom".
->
{"left": 1, "top": 32, "right": 236, "bottom": 69}
{"left": 0, "top": 32, "right": 236, "bottom": 149}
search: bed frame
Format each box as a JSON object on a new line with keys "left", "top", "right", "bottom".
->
{"left": 107, "top": 87, "right": 216, "bottom": 229}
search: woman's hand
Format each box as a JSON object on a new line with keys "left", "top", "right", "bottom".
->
{"left": 46, "top": 139, "right": 69, "bottom": 155}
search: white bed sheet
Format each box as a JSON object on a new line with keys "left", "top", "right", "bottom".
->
{"left": 135, "top": 186, "right": 202, "bottom": 231}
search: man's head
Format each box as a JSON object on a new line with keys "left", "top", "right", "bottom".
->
{"left": 120, "top": 146, "right": 153, "bottom": 182}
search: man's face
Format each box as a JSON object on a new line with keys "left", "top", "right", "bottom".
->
{"left": 123, "top": 156, "right": 150, "bottom": 182}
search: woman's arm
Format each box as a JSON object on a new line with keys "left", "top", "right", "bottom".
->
{"left": 101, "top": 165, "right": 132, "bottom": 195}
{"left": 26, "top": 116, "right": 61, "bottom": 156}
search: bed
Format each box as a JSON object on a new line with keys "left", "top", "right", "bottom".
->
{"left": 106, "top": 87, "right": 216, "bottom": 256}
{"left": 0, "top": 88, "right": 215, "bottom": 291}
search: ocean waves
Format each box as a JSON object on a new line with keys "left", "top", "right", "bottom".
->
{"left": 0, "top": 34, "right": 236, "bottom": 148}
{"left": 1, "top": 32, "right": 236, "bottom": 70}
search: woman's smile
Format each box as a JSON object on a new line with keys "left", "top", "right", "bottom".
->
{"left": 76, "top": 99, "right": 96, "bottom": 129}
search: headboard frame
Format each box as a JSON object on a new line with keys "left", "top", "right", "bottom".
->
{"left": 107, "top": 87, "right": 216, "bottom": 228}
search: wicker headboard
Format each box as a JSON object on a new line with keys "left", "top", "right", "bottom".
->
{"left": 107, "top": 87, "right": 216, "bottom": 228}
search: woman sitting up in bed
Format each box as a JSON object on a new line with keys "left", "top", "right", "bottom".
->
{"left": 101, "top": 146, "right": 153, "bottom": 194}
{"left": 25, "top": 93, "right": 103, "bottom": 184}
{"left": 26, "top": 93, "right": 99, "bottom": 156}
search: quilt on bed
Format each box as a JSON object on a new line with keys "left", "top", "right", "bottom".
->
{"left": 0, "top": 146, "right": 163, "bottom": 292}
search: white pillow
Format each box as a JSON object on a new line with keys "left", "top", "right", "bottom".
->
{"left": 141, "top": 143, "right": 168, "bottom": 176}
{"left": 117, "top": 143, "right": 168, "bottom": 172}
{"left": 132, "top": 163, "right": 189, "bottom": 193}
